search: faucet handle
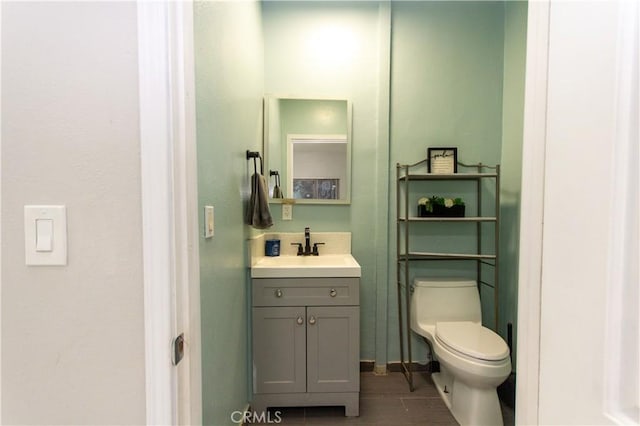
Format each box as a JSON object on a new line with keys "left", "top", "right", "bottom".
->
{"left": 312, "top": 242, "right": 325, "bottom": 256}
{"left": 291, "top": 243, "right": 304, "bottom": 256}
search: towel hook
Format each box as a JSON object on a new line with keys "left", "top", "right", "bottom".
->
{"left": 246, "top": 150, "right": 263, "bottom": 175}
{"left": 270, "top": 170, "right": 281, "bottom": 188}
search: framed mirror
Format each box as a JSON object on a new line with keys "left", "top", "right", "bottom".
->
{"left": 264, "top": 96, "right": 352, "bottom": 204}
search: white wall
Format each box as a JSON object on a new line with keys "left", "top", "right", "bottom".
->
{"left": 1, "top": 3, "right": 146, "bottom": 424}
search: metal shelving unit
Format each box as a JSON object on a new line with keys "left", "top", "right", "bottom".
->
{"left": 395, "top": 159, "right": 500, "bottom": 391}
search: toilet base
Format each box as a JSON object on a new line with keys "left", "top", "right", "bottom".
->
{"left": 432, "top": 372, "right": 504, "bottom": 426}
{"left": 432, "top": 372, "right": 453, "bottom": 409}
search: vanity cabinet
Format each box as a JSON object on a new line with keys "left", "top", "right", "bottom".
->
{"left": 251, "top": 277, "right": 360, "bottom": 416}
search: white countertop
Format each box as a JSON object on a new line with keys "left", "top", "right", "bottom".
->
{"left": 251, "top": 254, "right": 361, "bottom": 278}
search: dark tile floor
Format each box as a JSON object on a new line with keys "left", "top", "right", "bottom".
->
{"left": 252, "top": 371, "right": 515, "bottom": 425}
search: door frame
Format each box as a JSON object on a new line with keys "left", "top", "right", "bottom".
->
{"left": 0, "top": 2, "right": 3, "bottom": 420}
{"left": 515, "top": 1, "right": 550, "bottom": 424}
{"left": 137, "top": 1, "right": 202, "bottom": 424}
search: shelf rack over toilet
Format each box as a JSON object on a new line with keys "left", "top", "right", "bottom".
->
{"left": 395, "top": 159, "right": 500, "bottom": 391}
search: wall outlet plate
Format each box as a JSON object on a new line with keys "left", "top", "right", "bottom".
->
{"left": 282, "top": 204, "right": 292, "bottom": 221}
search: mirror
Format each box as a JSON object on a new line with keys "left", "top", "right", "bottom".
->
{"left": 264, "top": 96, "right": 352, "bottom": 204}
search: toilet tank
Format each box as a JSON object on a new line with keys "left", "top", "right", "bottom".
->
{"left": 411, "top": 277, "right": 481, "bottom": 326}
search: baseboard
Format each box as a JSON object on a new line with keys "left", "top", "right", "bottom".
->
{"left": 359, "top": 361, "right": 438, "bottom": 374}
{"left": 497, "top": 372, "right": 516, "bottom": 409}
{"left": 360, "top": 360, "right": 376, "bottom": 372}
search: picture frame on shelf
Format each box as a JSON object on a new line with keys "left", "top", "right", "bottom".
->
{"left": 427, "top": 147, "right": 458, "bottom": 174}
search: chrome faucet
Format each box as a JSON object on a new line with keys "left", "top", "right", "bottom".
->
{"left": 291, "top": 226, "right": 324, "bottom": 256}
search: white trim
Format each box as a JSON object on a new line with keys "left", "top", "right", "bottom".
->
{"left": 286, "top": 133, "right": 350, "bottom": 204}
{"left": 0, "top": 1, "right": 3, "bottom": 421}
{"left": 604, "top": 0, "right": 639, "bottom": 422}
{"left": 138, "top": 2, "right": 178, "bottom": 424}
{"left": 167, "top": 2, "right": 203, "bottom": 424}
{"left": 138, "top": 2, "right": 202, "bottom": 424}
{"left": 182, "top": 2, "right": 203, "bottom": 423}
{"left": 515, "top": 1, "right": 550, "bottom": 425}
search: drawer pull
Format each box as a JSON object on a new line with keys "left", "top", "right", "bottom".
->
{"left": 275, "top": 289, "right": 283, "bottom": 298}
{"left": 296, "top": 316, "right": 304, "bottom": 325}
{"left": 308, "top": 316, "right": 316, "bottom": 325}
{"left": 329, "top": 288, "right": 337, "bottom": 297}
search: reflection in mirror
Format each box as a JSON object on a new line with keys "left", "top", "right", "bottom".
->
{"left": 264, "top": 97, "right": 351, "bottom": 204}
{"left": 289, "top": 135, "right": 346, "bottom": 200}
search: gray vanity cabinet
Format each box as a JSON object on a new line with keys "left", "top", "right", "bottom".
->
{"left": 252, "top": 306, "right": 307, "bottom": 394}
{"left": 251, "top": 277, "right": 360, "bottom": 416}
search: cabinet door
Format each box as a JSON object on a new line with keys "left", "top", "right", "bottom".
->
{"left": 252, "top": 307, "right": 306, "bottom": 394}
{"left": 306, "top": 306, "right": 360, "bottom": 393}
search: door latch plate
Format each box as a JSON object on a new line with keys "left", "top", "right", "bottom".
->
{"left": 173, "top": 333, "right": 185, "bottom": 366}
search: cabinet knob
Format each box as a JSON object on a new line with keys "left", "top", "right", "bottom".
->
{"left": 296, "top": 316, "right": 304, "bottom": 325}
{"left": 329, "top": 289, "right": 337, "bottom": 297}
{"left": 275, "top": 289, "right": 283, "bottom": 298}
{"left": 308, "top": 316, "right": 316, "bottom": 325}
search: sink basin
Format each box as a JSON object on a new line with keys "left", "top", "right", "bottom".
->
{"left": 251, "top": 254, "right": 361, "bottom": 278}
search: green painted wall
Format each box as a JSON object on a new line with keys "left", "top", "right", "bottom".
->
{"left": 194, "top": 2, "right": 264, "bottom": 424}
{"left": 262, "top": 1, "right": 386, "bottom": 362}
{"left": 388, "top": 1, "right": 507, "bottom": 362}
{"left": 499, "top": 0, "right": 528, "bottom": 371}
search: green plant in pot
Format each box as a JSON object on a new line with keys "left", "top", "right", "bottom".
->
{"left": 418, "top": 196, "right": 465, "bottom": 217}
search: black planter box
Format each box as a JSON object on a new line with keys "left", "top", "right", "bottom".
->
{"left": 418, "top": 204, "right": 465, "bottom": 217}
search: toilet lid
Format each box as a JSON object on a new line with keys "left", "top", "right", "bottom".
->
{"left": 435, "top": 322, "right": 509, "bottom": 361}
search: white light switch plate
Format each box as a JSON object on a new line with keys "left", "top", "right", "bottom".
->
{"left": 204, "top": 205, "right": 214, "bottom": 238}
{"left": 24, "top": 205, "right": 67, "bottom": 266}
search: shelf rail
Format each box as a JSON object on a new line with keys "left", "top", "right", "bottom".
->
{"left": 395, "top": 160, "right": 500, "bottom": 392}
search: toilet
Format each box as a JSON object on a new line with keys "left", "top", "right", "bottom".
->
{"left": 410, "top": 277, "right": 511, "bottom": 426}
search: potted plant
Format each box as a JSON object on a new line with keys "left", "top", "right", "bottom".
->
{"left": 418, "top": 196, "right": 465, "bottom": 217}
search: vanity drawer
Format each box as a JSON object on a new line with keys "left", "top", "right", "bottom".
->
{"left": 252, "top": 278, "right": 359, "bottom": 307}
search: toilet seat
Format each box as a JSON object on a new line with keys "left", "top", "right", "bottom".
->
{"left": 435, "top": 321, "right": 509, "bottom": 362}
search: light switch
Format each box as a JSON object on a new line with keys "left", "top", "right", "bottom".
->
{"left": 24, "top": 205, "right": 67, "bottom": 266}
{"left": 204, "top": 205, "right": 214, "bottom": 238}
{"left": 35, "top": 218, "right": 53, "bottom": 252}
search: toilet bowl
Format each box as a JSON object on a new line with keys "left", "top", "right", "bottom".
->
{"left": 410, "top": 278, "right": 511, "bottom": 426}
